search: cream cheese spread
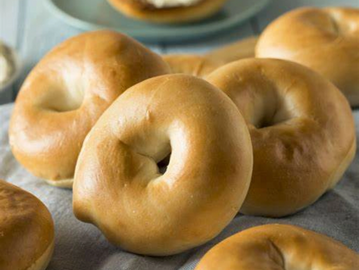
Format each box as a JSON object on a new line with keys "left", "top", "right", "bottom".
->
{"left": 144, "top": 0, "right": 201, "bottom": 8}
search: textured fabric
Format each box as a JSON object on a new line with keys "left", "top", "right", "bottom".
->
{"left": 0, "top": 103, "right": 358, "bottom": 270}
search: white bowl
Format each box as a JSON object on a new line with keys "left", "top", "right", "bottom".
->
{"left": 0, "top": 43, "right": 21, "bottom": 104}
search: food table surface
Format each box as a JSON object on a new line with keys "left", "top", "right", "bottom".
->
{"left": 1, "top": 0, "right": 359, "bottom": 269}
{"left": 1, "top": 102, "right": 359, "bottom": 269}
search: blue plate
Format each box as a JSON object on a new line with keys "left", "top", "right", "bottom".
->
{"left": 45, "top": 0, "right": 270, "bottom": 42}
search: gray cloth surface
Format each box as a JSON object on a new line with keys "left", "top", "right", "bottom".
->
{"left": 1, "top": 103, "right": 359, "bottom": 270}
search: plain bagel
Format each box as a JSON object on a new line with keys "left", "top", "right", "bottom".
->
{"left": 107, "top": 0, "right": 228, "bottom": 24}
{"left": 9, "top": 30, "right": 169, "bottom": 188}
{"left": 73, "top": 74, "right": 253, "bottom": 256}
{"left": 205, "top": 36, "right": 258, "bottom": 64}
{"left": 163, "top": 54, "right": 222, "bottom": 78}
{"left": 256, "top": 7, "right": 359, "bottom": 106}
{"left": 207, "top": 58, "right": 356, "bottom": 217}
{"left": 164, "top": 36, "right": 257, "bottom": 78}
{"left": 0, "top": 179, "right": 54, "bottom": 270}
{"left": 195, "top": 224, "right": 359, "bottom": 270}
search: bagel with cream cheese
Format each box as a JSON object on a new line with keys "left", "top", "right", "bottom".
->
{"left": 107, "top": 0, "right": 228, "bottom": 24}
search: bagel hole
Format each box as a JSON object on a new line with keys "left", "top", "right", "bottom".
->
{"left": 42, "top": 88, "right": 84, "bottom": 112}
{"left": 327, "top": 12, "right": 340, "bottom": 34}
{"left": 257, "top": 116, "right": 273, "bottom": 129}
{"left": 254, "top": 98, "right": 294, "bottom": 129}
{"left": 326, "top": 10, "right": 356, "bottom": 35}
{"left": 256, "top": 111, "right": 288, "bottom": 128}
{"left": 157, "top": 153, "right": 171, "bottom": 174}
{"left": 38, "top": 73, "right": 85, "bottom": 112}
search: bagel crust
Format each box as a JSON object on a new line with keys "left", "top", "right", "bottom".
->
{"left": 73, "top": 74, "right": 253, "bottom": 256}
{"left": 163, "top": 36, "right": 258, "bottom": 78}
{"left": 107, "top": 0, "right": 228, "bottom": 23}
{"left": 163, "top": 54, "right": 222, "bottom": 78}
{"left": 0, "top": 180, "right": 54, "bottom": 270}
{"left": 207, "top": 58, "right": 356, "bottom": 217}
{"left": 195, "top": 224, "right": 359, "bottom": 270}
{"left": 9, "top": 30, "right": 169, "bottom": 188}
{"left": 205, "top": 36, "right": 258, "bottom": 64}
{"left": 256, "top": 7, "right": 359, "bottom": 106}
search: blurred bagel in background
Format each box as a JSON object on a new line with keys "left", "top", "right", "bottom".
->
{"left": 9, "top": 30, "right": 170, "bottom": 188}
{"left": 107, "top": 0, "right": 229, "bottom": 24}
{"left": 163, "top": 54, "right": 222, "bottom": 78}
{"left": 206, "top": 36, "right": 258, "bottom": 64}
{"left": 256, "top": 7, "right": 359, "bottom": 107}
{"left": 164, "top": 36, "right": 257, "bottom": 77}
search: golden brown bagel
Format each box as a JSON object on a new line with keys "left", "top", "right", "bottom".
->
{"left": 107, "top": 0, "right": 228, "bottom": 24}
{"left": 163, "top": 54, "right": 222, "bottom": 78}
{"left": 256, "top": 7, "right": 359, "bottom": 107}
{"left": 195, "top": 224, "right": 359, "bottom": 270}
{"left": 73, "top": 74, "right": 253, "bottom": 256}
{"left": 0, "top": 180, "right": 54, "bottom": 270}
{"left": 205, "top": 36, "right": 258, "bottom": 64}
{"left": 9, "top": 30, "right": 169, "bottom": 188}
{"left": 164, "top": 36, "right": 258, "bottom": 78}
{"left": 207, "top": 58, "right": 356, "bottom": 217}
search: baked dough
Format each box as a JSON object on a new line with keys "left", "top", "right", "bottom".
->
{"left": 9, "top": 30, "right": 169, "bottom": 188}
{"left": 73, "top": 74, "right": 253, "bottom": 255}
{"left": 163, "top": 54, "right": 222, "bottom": 78}
{"left": 164, "top": 36, "right": 258, "bottom": 78}
{"left": 195, "top": 224, "right": 359, "bottom": 270}
{"left": 256, "top": 7, "right": 359, "bottom": 106}
{"left": 205, "top": 36, "right": 258, "bottom": 64}
{"left": 207, "top": 58, "right": 356, "bottom": 217}
{"left": 0, "top": 179, "right": 54, "bottom": 270}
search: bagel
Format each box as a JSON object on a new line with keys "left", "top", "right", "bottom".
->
{"left": 195, "top": 224, "right": 359, "bottom": 270}
{"left": 0, "top": 179, "right": 54, "bottom": 270}
{"left": 107, "top": 0, "right": 228, "bottom": 24}
{"left": 207, "top": 58, "right": 356, "bottom": 217}
{"left": 256, "top": 7, "right": 359, "bottom": 107}
{"left": 164, "top": 36, "right": 257, "bottom": 78}
{"left": 163, "top": 54, "right": 222, "bottom": 78}
{"left": 9, "top": 30, "right": 169, "bottom": 188}
{"left": 73, "top": 74, "right": 253, "bottom": 256}
{"left": 205, "top": 36, "right": 258, "bottom": 64}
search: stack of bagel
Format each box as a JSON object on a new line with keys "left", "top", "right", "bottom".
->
{"left": 3, "top": 6, "right": 359, "bottom": 270}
